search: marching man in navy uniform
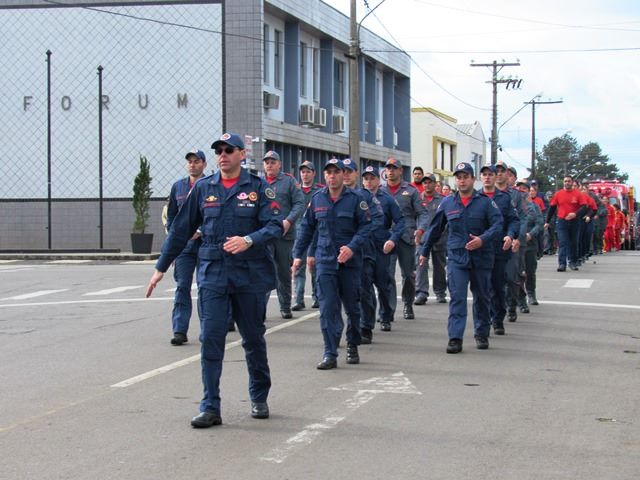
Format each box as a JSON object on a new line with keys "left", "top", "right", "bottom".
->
{"left": 262, "top": 150, "right": 305, "bottom": 319}
{"left": 420, "top": 162, "right": 503, "bottom": 353}
{"left": 165, "top": 148, "right": 207, "bottom": 346}
{"left": 146, "top": 133, "right": 283, "bottom": 428}
{"left": 292, "top": 159, "right": 372, "bottom": 369}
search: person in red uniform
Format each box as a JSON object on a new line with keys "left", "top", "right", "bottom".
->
{"left": 604, "top": 201, "right": 616, "bottom": 252}
{"left": 411, "top": 166, "right": 425, "bottom": 194}
{"left": 613, "top": 204, "right": 626, "bottom": 250}
{"left": 544, "top": 175, "right": 588, "bottom": 271}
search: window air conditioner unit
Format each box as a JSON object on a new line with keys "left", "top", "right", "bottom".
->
{"left": 333, "top": 114, "right": 345, "bottom": 133}
{"left": 375, "top": 127, "right": 382, "bottom": 143}
{"left": 300, "top": 104, "right": 314, "bottom": 125}
{"left": 313, "top": 107, "right": 327, "bottom": 127}
{"left": 263, "top": 91, "right": 280, "bottom": 109}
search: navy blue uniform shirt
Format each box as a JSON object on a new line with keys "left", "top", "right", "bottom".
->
{"left": 422, "top": 190, "right": 503, "bottom": 269}
{"left": 156, "top": 169, "right": 284, "bottom": 293}
{"left": 294, "top": 186, "right": 373, "bottom": 270}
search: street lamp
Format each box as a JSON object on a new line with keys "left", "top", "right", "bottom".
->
{"left": 575, "top": 161, "right": 602, "bottom": 181}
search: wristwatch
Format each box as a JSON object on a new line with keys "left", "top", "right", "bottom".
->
{"left": 243, "top": 235, "right": 253, "bottom": 247}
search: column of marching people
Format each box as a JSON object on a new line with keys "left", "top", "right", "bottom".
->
{"left": 148, "top": 134, "right": 624, "bottom": 427}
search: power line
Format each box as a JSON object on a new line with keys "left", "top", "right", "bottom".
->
{"left": 411, "top": 0, "right": 640, "bottom": 33}
{"left": 364, "top": 6, "right": 489, "bottom": 111}
{"left": 364, "top": 46, "right": 640, "bottom": 54}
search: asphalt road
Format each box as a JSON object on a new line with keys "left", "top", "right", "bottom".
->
{"left": 0, "top": 252, "right": 639, "bottom": 480}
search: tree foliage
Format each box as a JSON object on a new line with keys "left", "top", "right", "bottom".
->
{"left": 132, "top": 155, "right": 153, "bottom": 234}
{"left": 532, "top": 134, "right": 628, "bottom": 193}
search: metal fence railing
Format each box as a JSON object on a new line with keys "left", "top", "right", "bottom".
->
{"left": 0, "top": 2, "right": 223, "bottom": 249}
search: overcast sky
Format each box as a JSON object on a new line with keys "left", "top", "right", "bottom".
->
{"left": 324, "top": 0, "right": 640, "bottom": 190}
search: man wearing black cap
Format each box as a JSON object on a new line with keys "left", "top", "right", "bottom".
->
{"left": 293, "top": 159, "right": 373, "bottom": 369}
{"left": 420, "top": 162, "right": 503, "bottom": 353}
{"left": 382, "top": 158, "right": 428, "bottom": 320}
{"left": 165, "top": 149, "right": 207, "bottom": 346}
{"left": 415, "top": 172, "right": 447, "bottom": 305}
{"left": 262, "top": 150, "right": 305, "bottom": 318}
{"left": 292, "top": 160, "right": 322, "bottom": 311}
{"left": 146, "top": 132, "right": 284, "bottom": 427}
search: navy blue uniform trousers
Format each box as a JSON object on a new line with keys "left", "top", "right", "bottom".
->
{"left": 198, "top": 287, "right": 270, "bottom": 413}
{"left": 447, "top": 264, "right": 492, "bottom": 339}
{"left": 316, "top": 265, "right": 362, "bottom": 359}
{"left": 172, "top": 249, "right": 198, "bottom": 335}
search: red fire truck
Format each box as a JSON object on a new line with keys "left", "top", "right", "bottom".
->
{"left": 587, "top": 180, "right": 637, "bottom": 249}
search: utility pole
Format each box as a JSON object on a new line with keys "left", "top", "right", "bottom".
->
{"left": 523, "top": 97, "right": 563, "bottom": 179}
{"left": 470, "top": 60, "right": 520, "bottom": 164}
{"left": 348, "top": 0, "right": 360, "bottom": 169}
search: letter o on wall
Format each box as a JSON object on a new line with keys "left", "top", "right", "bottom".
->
{"left": 61, "top": 96, "right": 72, "bottom": 111}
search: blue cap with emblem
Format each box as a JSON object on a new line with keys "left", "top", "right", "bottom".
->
{"left": 454, "top": 162, "right": 474, "bottom": 176}
{"left": 361, "top": 165, "right": 379, "bottom": 177}
{"left": 185, "top": 149, "right": 206, "bottom": 162}
{"left": 384, "top": 157, "right": 402, "bottom": 168}
{"left": 211, "top": 132, "right": 245, "bottom": 150}
{"left": 299, "top": 160, "right": 315, "bottom": 171}
{"left": 263, "top": 150, "right": 281, "bottom": 161}
{"left": 323, "top": 158, "right": 345, "bottom": 171}
{"left": 342, "top": 158, "right": 357, "bottom": 171}
{"left": 480, "top": 163, "right": 496, "bottom": 173}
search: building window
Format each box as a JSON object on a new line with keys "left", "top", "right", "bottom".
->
{"left": 334, "top": 59, "right": 345, "bottom": 109}
{"left": 312, "top": 47, "right": 320, "bottom": 102}
{"left": 300, "top": 42, "right": 307, "bottom": 97}
{"left": 274, "top": 29, "right": 282, "bottom": 89}
{"left": 263, "top": 24, "right": 269, "bottom": 84}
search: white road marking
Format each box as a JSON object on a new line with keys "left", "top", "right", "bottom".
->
{"left": 0, "top": 289, "right": 68, "bottom": 301}
{"left": 120, "top": 260, "right": 157, "bottom": 265}
{"left": 261, "top": 372, "right": 422, "bottom": 464}
{"left": 110, "top": 311, "right": 320, "bottom": 388}
{"left": 0, "top": 297, "right": 174, "bottom": 308}
{"left": 83, "top": 286, "right": 144, "bottom": 296}
{"left": 164, "top": 284, "right": 198, "bottom": 293}
{"left": 47, "top": 260, "right": 92, "bottom": 264}
{"left": 0, "top": 260, "right": 20, "bottom": 264}
{"left": 564, "top": 279, "right": 594, "bottom": 289}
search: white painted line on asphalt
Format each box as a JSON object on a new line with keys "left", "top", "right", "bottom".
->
{"left": 0, "top": 289, "right": 69, "bottom": 301}
{"left": 261, "top": 372, "right": 422, "bottom": 464}
{"left": 539, "top": 300, "right": 640, "bottom": 309}
{"left": 564, "top": 279, "right": 594, "bottom": 289}
{"left": 163, "top": 283, "right": 198, "bottom": 293}
{"left": 0, "top": 296, "right": 174, "bottom": 308}
{"left": 0, "top": 260, "right": 19, "bottom": 264}
{"left": 110, "top": 311, "right": 320, "bottom": 388}
{"left": 47, "top": 260, "right": 92, "bottom": 264}
{"left": 83, "top": 286, "right": 144, "bottom": 296}
{"left": 121, "top": 260, "right": 157, "bottom": 265}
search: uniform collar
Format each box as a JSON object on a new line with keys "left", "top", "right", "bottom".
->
{"left": 210, "top": 168, "right": 251, "bottom": 186}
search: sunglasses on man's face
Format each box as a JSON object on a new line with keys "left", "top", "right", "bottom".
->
{"left": 215, "top": 146, "right": 237, "bottom": 155}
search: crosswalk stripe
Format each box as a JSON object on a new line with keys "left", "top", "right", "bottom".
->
{"left": 564, "top": 279, "right": 594, "bottom": 288}
{"left": 83, "top": 286, "right": 143, "bottom": 296}
{"left": 2, "top": 289, "right": 69, "bottom": 301}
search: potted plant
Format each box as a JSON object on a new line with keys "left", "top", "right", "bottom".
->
{"left": 131, "top": 155, "right": 154, "bottom": 253}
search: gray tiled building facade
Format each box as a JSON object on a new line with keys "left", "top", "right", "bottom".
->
{"left": 0, "top": 0, "right": 411, "bottom": 251}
